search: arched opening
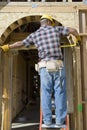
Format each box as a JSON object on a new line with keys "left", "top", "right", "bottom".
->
{"left": 0, "top": 15, "right": 61, "bottom": 44}
{"left": 1, "top": 15, "right": 64, "bottom": 130}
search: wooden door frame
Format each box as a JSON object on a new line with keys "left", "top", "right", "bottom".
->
{"left": 1, "top": 52, "right": 13, "bottom": 130}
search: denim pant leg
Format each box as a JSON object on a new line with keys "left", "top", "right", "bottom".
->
{"left": 54, "top": 67, "right": 67, "bottom": 124}
{"left": 39, "top": 68, "right": 53, "bottom": 124}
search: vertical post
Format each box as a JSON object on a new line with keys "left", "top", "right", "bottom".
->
{"left": 81, "top": 12, "right": 86, "bottom": 33}
{"left": 73, "top": 47, "right": 83, "bottom": 130}
{"left": 1, "top": 52, "right": 13, "bottom": 130}
{"left": 80, "top": 35, "right": 87, "bottom": 130}
{"left": 0, "top": 50, "right": 3, "bottom": 129}
{"left": 39, "top": 109, "right": 42, "bottom": 130}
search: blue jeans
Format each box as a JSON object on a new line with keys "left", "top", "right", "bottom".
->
{"left": 39, "top": 66, "right": 67, "bottom": 124}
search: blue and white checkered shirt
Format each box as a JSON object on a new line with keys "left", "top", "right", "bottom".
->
{"left": 22, "top": 25, "right": 69, "bottom": 61}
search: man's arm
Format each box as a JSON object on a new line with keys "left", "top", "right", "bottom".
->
{"left": 67, "top": 27, "right": 81, "bottom": 44}
{"left": 67, "top": 27, "right": 79, "bottom": 37}
{"left": 9, "top": 41, "right": 23, "bottom": 49}
{"left": 0, "top": 41, "right": 24, "bottom": 52}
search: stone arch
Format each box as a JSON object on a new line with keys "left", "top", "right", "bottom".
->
{"left": 0, "top": 15, "right": 62, "bottom": 44}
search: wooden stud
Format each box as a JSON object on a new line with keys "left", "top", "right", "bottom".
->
{"left": 73, "top": 47, "right": 83, "bottom": 130}
{"left": 0, "top": 50, "right": 3, "bottom": 129}
{"left": 80, "top": 35, "right": 87, "bottom": 130}
{"left": 82, "top": 12, "right": 86, "bottom": 33}
{"left": 1, "top": 52, "right": 13, "bottom": 130}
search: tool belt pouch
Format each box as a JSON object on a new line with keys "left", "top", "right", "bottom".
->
{"left": 46, "top": 61, "right": 63, "bottom": 72}
{"left": 35, "top": 60, "right": 63, "bottom": 72}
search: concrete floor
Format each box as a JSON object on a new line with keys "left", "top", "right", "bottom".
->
{"left": 11, "top": 100, "right": 40, "bottom": 130}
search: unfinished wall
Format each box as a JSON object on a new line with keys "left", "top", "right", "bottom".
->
{"left": 0, "top": 2, "right": 87, "bottom": 130}
{"left": 0, "top": 2, "right": 82, "bottom": 44}
{"left": 80, "top": 35, "right": 87, "bottom": 130}
{"left": 79, "top": 10, "right": 87, "bottom": 130}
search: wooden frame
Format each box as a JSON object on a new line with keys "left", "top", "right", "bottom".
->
{"left": 1, "top": 52, "right": 13, "bottom": 130}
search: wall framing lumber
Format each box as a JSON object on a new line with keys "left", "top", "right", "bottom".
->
{"left": 73, "top": 47, "right": 83, "bottom": 130}
{"left": 0, "top": 50, "right": 3, "bottom": 128}
{"left": 64, "top": 47, "right": 74, "bottom": 113}
{"left": 1, "top": 52, "right": 13, "bottom": 130}
{"left": 80, "top": 35, "right": 87, "bottom": 130}
{"left": 79, "top": 10, "right": 87, "bottom": 33}
{"left": 1, "top": 2, "right": 87, "bottom": 44}
{"left": 0, "top": 2, "right": 87, "bottom": 130}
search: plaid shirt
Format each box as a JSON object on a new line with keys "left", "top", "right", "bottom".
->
{"left": 22, "top": 25, "right": 69, "bottom": 61}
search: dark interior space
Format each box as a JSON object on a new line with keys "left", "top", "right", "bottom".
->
{"left": 11, "top": 49, "right": 40, "bottom": 130}
{"left": 10, "top": 21, "right": 40, "bottom": 130}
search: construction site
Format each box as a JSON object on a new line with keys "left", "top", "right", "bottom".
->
{"left": 0, "top": 0, "right": 87, "bottom": 130}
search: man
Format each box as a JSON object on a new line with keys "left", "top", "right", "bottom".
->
{"left": 0, "top": 14, "right": 81, "bottom": 126}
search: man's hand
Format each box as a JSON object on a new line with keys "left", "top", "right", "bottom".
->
{"left": 76, "top": 36, "right": 81, "bottom": 46}
{"left": 0, "top": 44, "right": 10, "bottom": 52}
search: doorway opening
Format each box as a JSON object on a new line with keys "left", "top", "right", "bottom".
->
{"left": 1, "top": 15, "right": 69, "bottom": 130}
{"left": 10, "top": 21, "right": 41, "bottom": 130}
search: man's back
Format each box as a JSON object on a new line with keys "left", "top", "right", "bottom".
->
{"left": 31, "top": 25, "right": 68, "bottom": 61}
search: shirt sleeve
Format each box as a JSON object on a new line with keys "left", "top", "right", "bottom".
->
{"left": 56, "top": 26, "right": 69, "bottom": 36}
{"left": 22, "top": 33, "right": 34, "bottom": 47}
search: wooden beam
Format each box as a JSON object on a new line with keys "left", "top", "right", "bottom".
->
{"left": 64, "top": 46, "right": 74, "bottom": 113}
{"left": 73, "top": 47, "right": 83, "bottom": 130}
{"left": 0, "top": 50, "right": 3, "bottom": 129}
{"left": 82, "top": 12, "right": 86, "bottom": 33}
{"left": 1, "top": 52, "right": 13, "bottom": 130}
{"left": 81, "top": 36, "right": 87, "bottom": 130}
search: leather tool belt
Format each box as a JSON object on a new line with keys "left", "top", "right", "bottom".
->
{"left": 35, "top": 60, "right": 63, "bottom": 72}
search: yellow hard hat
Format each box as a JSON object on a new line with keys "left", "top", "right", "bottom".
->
{"left": 41, "top": 14, "right": 54, "bottom": 26}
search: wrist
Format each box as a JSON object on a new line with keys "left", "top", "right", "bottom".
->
{"left": 1, "top": 44, "right": 10, "bottom": 52}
